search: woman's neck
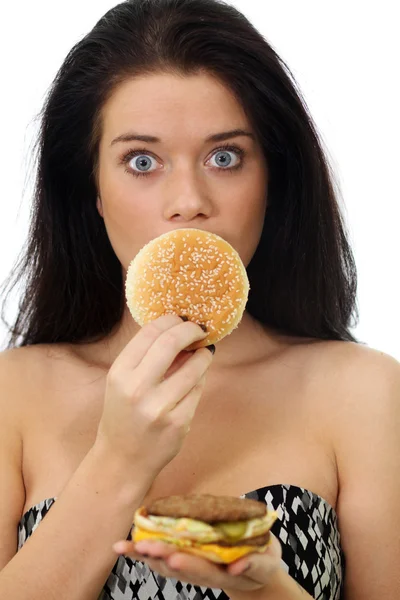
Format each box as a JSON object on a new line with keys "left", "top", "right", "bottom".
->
{"left": 73, "top": 309, "right": 288, "bottom": 372}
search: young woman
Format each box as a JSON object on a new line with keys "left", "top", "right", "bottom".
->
{"left": 0, "top": 0, "right": 399, "bottom": 599}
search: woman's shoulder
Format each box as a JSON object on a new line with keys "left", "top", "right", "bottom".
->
{"left": 0, "top": 342, "right": 84, "bottom": 371}
{"left": 276, "top": 337, "right": 399, "bottom": 434}
{"left": 0, "top": 343, "right": 82, "bottom": 414}
{"left": 295, "top": 338, "right": 400, "bottom": 435}
{"left": 307, "top": 341, "right": 400, "bottom": 597}
{"left": 0, "top": 344, "right": 48, "bottom": 391}
{"left": 0, "top": 342, "right": 73, "bottom": 361}
{"left": 0, "top": 346, "right": 47, "bottom": 441}
{"left": 0, "top": 343, "right": 65, "bottom": 379}
{"left": 301, "top": 338, "right": 400, "bottom": 391}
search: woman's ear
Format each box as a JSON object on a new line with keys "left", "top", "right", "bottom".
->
{"left": 96, "top": 195, "right": 104, "bottom": 218}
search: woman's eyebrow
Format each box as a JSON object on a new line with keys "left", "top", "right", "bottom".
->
{"left": 110, "top": 128, "right": 255, "bottom": 146}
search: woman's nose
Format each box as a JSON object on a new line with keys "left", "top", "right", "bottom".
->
{"left": 163, "top": 167, "right": 213, "bottom": 221}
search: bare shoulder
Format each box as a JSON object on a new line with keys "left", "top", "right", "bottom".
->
{"left": 0, "top": 343, "right": 77, "bottom": 412}
{"left": 0, "top": 342, "right": 60, "bottom": 374}
{"left": 300, "top": 342, "right": 400, "bottom": 598}
{"left": 0, "top": 346, "right": 39, "bottom": 403}
{"left": 0, "top": 343, "right": 69, "bottom": 368}
{"left": 328, "top": 339, "right": 396, "bottom": 395}
{"left": 334, "top": 340, "right": 400, "bottom": 403}
{"left": 285, "top": 337, "right": 400, "bottom": 442}
{"left": 310, "top": 338, "right": 400, "bottom": 464}
{"left": 293, "top": 338, "right": 400, "bottom": 405}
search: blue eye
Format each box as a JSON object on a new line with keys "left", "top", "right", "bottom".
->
{"left": 131, "top": 154, "right": 157, "bottom": 175}
{"left": 209, "top": 150, "right": 240, "bottom": 169}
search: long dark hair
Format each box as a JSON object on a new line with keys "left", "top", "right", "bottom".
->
{"left": 0, "top": 0, "right": 359, "bottom": 349}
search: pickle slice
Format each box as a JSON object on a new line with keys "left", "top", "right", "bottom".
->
{"left": 214, "top": 521, "right": 248, "bottom": 541}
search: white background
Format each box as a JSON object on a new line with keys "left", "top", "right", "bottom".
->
{"left": 0, "top": 0, "right": 399, "bottom": 358}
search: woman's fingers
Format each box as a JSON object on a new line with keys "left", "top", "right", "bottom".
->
{"left": 113, "top": 539, "right": 280, "bottom": 592}
{"left": 162, "top": 349, "right": 195, "bottom": 380}
{"left": 134, "top": 320, "right": 208, "bottom": 385}
{"left": 147, "top": 348, "right": 212, "bottom": 416}
{"left": 110, "top": 314, "right": 184, "bottom": 373}
{"left": 97, "top": 313, "right": 214, "bottom": 476}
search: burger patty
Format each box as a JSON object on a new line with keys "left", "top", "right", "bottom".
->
{"left": 146, "top": 494, "right": 267, "bottom": 522}
{"left": 216, "top": 531, "right": 271, "bottom": 547}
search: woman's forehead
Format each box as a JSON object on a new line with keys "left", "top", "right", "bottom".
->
{"left": 100, "top": 72, "right": 252, "bottom": 146}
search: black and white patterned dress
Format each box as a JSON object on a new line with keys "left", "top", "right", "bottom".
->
{"left": 18, "top": 484, "right": 345, "bottom": 599}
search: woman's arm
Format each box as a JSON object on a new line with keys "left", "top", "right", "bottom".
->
{"left": 329, "top": 346, "right": 400, "bottom": 599}
{"left": 0, "top": 316, "right": 213, "bottom": 599}
{"left": 0, "top": 363, "right": 151, "bottom": 600}
{"left": 0, "top": 438, "right": 150, "bottom": 599}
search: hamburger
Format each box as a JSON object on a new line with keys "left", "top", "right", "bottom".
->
{"left": 132, "top": 494, "right": 278, "bottom": 564}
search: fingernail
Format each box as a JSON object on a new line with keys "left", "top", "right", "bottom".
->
{"left": 206, "top": 344, "right": 216, "bottom": 354}
{"left": 179, "top": 315, "right": 189, "bottom": 321}
{"left": 199, "top": 323, "right": 208, "bottom": 332}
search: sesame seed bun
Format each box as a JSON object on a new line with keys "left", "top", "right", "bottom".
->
{"left": 125, "top": 228, "right": 250, "bottom": 349}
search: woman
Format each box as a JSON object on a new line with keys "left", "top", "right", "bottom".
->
{"left": 0, "top": 0, "right": 399, "bottom": 598}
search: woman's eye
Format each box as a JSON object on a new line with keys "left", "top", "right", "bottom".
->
{"left": 208, "top": 149, "right": 241, "bottom": 169}
{"left": 129, "top": 154, "right": 158, "bottom": 175}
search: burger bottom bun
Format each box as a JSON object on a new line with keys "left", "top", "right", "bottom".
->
{"left": 163, "top": 539, "right": 271, "bottom": 564}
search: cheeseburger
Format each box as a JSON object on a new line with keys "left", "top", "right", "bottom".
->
{"left": 132, "top": 494, "right": 278, "bottom": 564}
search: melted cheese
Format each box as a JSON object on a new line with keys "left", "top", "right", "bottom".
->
{"left": 133, "top": 527, "right": 270, "bottom": 563}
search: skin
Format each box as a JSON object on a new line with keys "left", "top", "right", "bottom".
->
{"left": 92, "top": 70, "right": 283, "bottom": 373}
{"left": 93, "top": 70, "right": 302, "bottom": 595}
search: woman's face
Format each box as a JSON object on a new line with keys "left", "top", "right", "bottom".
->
{"left": 96, "top": 71, "right": 268, "bottom": 275}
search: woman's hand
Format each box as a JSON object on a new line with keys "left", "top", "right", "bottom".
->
{"left": 94, "top": 314, "right": 214, "bottom": 484}
{"left": 112, "top": 532, "right": 283, "bottom": 595}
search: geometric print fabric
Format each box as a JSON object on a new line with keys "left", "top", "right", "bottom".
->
{"left": 18, "top": 484, "right": 344, "bottom": 600}
{"left": 243, "top": 485, "right": 344, "bottom": 600}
